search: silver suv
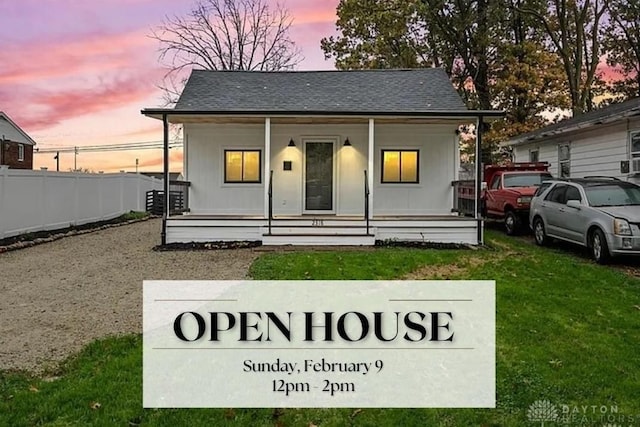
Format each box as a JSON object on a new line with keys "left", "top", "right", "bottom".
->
{"left": 529, "top": 177, "right": 640, "bottom": 263}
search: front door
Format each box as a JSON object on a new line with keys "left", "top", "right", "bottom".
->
{"left": 304, "top": 141, "right": 334, "bottom": 212}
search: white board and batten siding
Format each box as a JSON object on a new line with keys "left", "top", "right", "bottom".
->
{"left": 512, "top": 117, "right": 640, "bottom": 182}
{"left": 373, "top": 124, "right": 458, "bottom": 216}
{"left": 174, "top": 121, "right": 477, "bottom": 245}
{"left": 184, "top": 122, "right": 459, "bottom": 216}
{"left": 185, "top": 124, "right": 265, "bottom": 215}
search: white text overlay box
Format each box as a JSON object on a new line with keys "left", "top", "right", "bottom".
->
{"left": 143, "top": 280, "right": 495, "bottom": 408}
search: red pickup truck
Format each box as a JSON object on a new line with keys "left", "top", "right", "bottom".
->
{"left": 483, "top": 163, "right": 552, "bottom": 234}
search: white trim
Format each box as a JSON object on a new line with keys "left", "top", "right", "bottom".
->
{"left": 264, "top": 118, "right": 271, "bottom": 218}
{"left": 183, "top": 131, "right": 188, "bottom": 181}
{"left": 629, "top": 130, "right": 640, "bottom": 158}
{"left": 0, "top": 112, "right": 37, "bottom": 146}
{"left": 558, "top": 142, "right": 571, "bottom": 177}
{"left": 474, "top": 118, "right": 480, "bottom": 222}
{"left": 302, "top": 137, "right": 338, "bottom": 214}
{"left": 368, "top": 118, "right": 374, "bottom": 218}
{"left": 18, "top": 143, "right": 24, "bottom": 162}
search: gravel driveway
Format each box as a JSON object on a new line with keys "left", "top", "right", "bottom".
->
{"left": 0, "top": 219, "right": 259, "bottom": 373}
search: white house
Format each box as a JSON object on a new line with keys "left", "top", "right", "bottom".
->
{"left": 142, "top": 69, "right": 501, "bottom": 246}
{"left": 504, "top": 97, "right": 640, "bottom": 180}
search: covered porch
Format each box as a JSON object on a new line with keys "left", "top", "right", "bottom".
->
{"left": 144, "top": 113, "right": 495, "bottom": 246}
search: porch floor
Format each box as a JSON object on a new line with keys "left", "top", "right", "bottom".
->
{"left": 165, "top": 213, "right": 480, "bottom": 245}
{"left": 168, "top": 214, "right": 473, "bottom": 221}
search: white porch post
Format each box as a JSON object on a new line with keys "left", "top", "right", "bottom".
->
{"left": 368, "top": 118, "right": 375, "bottom": 219}
{"left": 475, "top": 116, "right": 484, "bottom": 245}
{"left": 264, "top": 117, "right": 271, "bottom": 219}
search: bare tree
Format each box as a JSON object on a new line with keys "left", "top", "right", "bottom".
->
{"left": 151, "top": 0, "right": 303, "bottom": 103}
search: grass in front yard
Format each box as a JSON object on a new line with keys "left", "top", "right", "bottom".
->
{"left": 120, "top": 210, "right": 149, "bottom": 221}
{"left": 1, "top": 231, "right": 639, "bottom": 426}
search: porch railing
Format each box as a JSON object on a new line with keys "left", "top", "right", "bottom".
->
{"left": 451, "top": 179, "right": 475, "bottom": 217}
{"left": 364, "top": 170, "right": 370, "bottom": 235}
{"left": 267, "top": 170, "right": 273, "bottom": 235}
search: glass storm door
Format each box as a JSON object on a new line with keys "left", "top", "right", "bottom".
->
{"left": 304, "top": 142, "right": 334, "bottom": 211}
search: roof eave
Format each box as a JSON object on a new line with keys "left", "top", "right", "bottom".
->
{"left": 503, "top": 107, "right": 640, "bottom": 147}
{"left": 141, "top": 108, "right": 505, "bottom": 120}
{"left": 0, "top": 112, "right": 37, "bottom": 146}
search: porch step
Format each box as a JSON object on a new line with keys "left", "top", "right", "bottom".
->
{"left": 271, "top": 219, "right": 368, "bottom": 227}
{"left": 262, "top": 233, "right": 376, "bottom": 246}
{"left": 264, "top": 225, "right": 372, "bottom": 235}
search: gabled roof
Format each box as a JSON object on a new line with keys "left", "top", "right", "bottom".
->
{"left": 0, "top": 112, "right": 37, "bottom": 146}
{"left": 143, "top": 69, "right": 503, "bottom": 118}
{"left": 504, "top": 97, "right": 640, "bottom": 147}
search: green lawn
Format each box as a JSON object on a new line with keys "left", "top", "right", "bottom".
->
{"left": 2, "top": 231, "right": 639, "bottom": 426}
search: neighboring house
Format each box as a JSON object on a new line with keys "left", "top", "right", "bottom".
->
{"left": 504, "top": 97, "right": 640, "bottom": 180}
{"left": 140, "top": 172, "right": 184, "bottom": 182}
{"left": 142, "top": 69, "right": 501, "bottom": 246}
{"left": 0, "top": 111, "right": 36, "bottom": 169}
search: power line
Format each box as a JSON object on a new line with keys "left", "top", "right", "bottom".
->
{"left": 35, "top": 138, "right": 173, "bottom": 149}
{"left": 35, "top": 140, "right": 183, "bottom": 154}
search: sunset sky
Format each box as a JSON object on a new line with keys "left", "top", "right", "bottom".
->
{"left": 0, "top": 0, "right": 338, "bottom": 172}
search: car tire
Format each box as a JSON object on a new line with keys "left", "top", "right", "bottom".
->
{"left": 533, "top": 217, "right": 547, "bottom": 246}
{"left": 505, "top": 211, "right": 520, "bottom": 236}
{"left": 590, "top": 228, "right": 611, "bottom": 264}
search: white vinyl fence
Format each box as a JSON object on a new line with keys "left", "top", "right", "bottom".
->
{"left": 0, "top": 167, "right": 162, "bottom": 239}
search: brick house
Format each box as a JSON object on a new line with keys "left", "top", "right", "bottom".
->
{"left": 0, "top": 112, "right": 36, "bottom": 169}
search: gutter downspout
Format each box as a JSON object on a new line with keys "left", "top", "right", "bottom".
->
{"left": 162, "top": 114, "right": 169, "bottom": 246}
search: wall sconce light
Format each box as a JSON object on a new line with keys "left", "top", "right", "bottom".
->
{"left": 343, "top": 138, "right": 352, "bottom": 147}
{"left": 288, "top": 138, "right": 296, "bottom": 147}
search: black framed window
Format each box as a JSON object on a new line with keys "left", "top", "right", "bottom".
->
{"left": 381, "top": 150, "right": 419, "bottom": 183}
{"left": 558, "top": 143, "right": 570, "bottom": 178}
{"left": 224, "top": 150, "right": 261, "bottom": 183}
{"left": 630, "top": 131, "right": 640, "bottom": 157}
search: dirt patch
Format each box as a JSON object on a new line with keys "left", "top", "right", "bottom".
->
{"left": 403, "top": 264, "right": 468, "bottom": 279}
{"left": 464, "top": 256, "right": 488, "bottom": 268}
{"left": 0, "top": 218, "right": 259, "bottom": 373}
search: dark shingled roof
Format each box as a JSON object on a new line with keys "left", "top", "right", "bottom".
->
{"left": 174, "top": 68, "right": 468, "bottom": 113}
{"left": 506, "top": 97, "right": 640, "bottom": 146}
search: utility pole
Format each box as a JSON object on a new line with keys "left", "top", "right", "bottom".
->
{"left": 54, "top": 152, "right": 59, "bottom": 171}
{"left": 74, "top": 146, "right": 78, "bottom": 171}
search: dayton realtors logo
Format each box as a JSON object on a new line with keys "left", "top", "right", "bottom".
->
{"left": 527, "top": 400, "right": 559, "bottom": 425}
{"left": 527, "top": 400, "right": 637, "bottom": 426}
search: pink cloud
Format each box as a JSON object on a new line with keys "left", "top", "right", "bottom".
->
{"left": 4, "top": 0, "right": 341, "bottom": 174}
{"left": 0, "top": 30, "right": 154, "bottom": 85}
{"left": 1, "top": 69, "right": 165, "bottom": 130}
